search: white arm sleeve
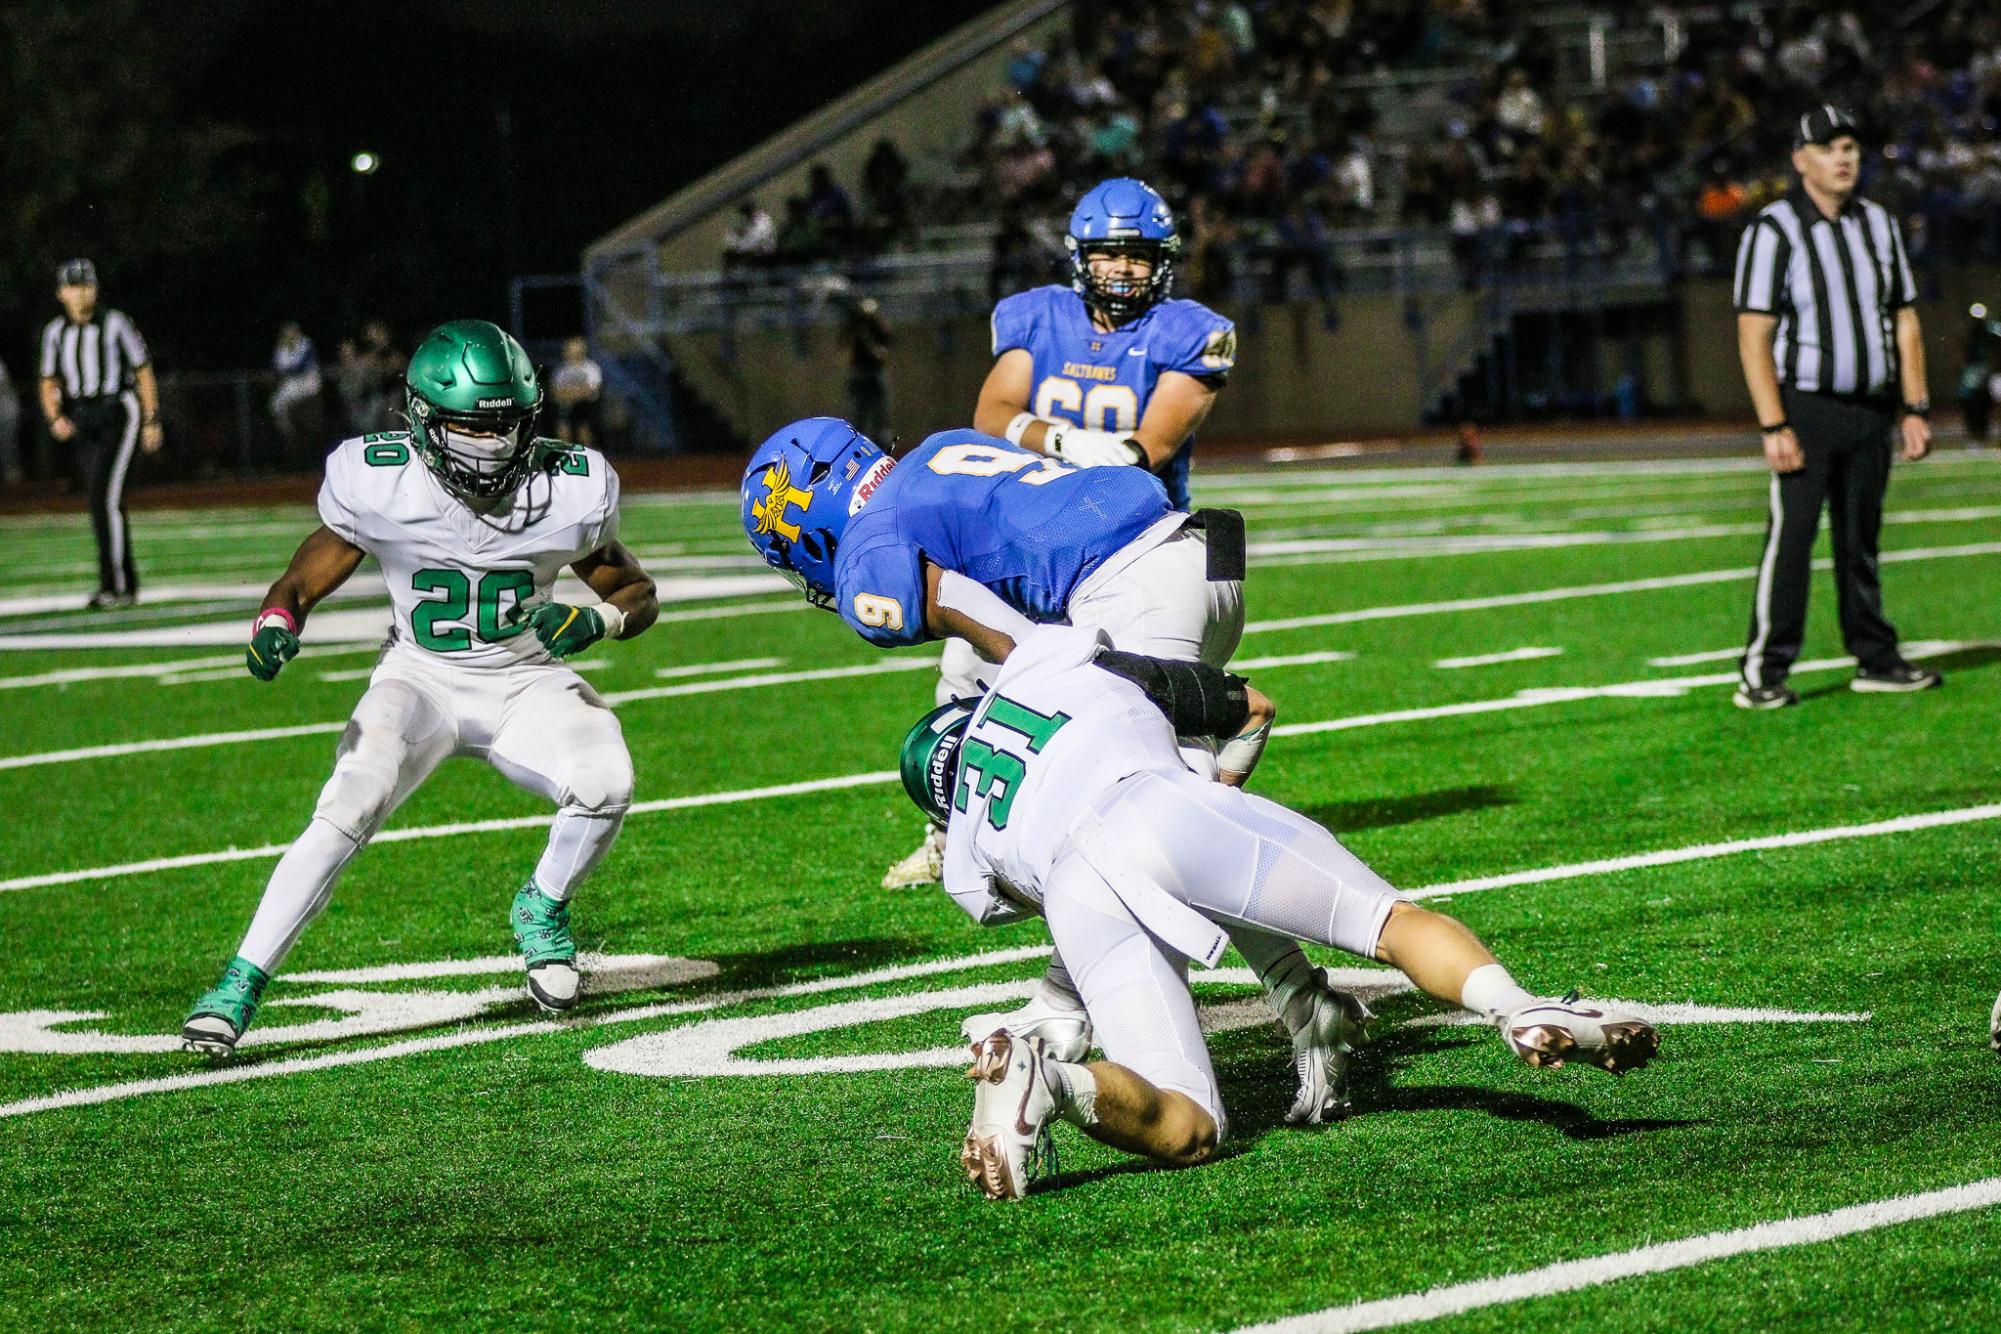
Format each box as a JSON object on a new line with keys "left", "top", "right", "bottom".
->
{"left": 934, "top": 569, "right": 1035, "bottom": 651}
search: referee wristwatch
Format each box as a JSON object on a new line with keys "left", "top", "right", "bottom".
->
{"left": 1901, "top": 399, "right": 1931, "bottom": 419}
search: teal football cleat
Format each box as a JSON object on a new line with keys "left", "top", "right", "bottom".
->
{"left": 512, "top": 882, "right": 580, "bottom": 1012}
{"left": 181, "top": 956, "right": 272, "bottom": 1058}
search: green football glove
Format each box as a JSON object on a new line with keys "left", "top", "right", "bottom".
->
{"left": 519, "top": 601, "right": 607, "bottom": 659}
{"left": 246, "top": 622, "right": 300, "bottom": 681}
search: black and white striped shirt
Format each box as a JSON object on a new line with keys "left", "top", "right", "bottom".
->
{"left": 38, "top": 309, "right": 149, "bottom": 402}
{"left": 1732, "top": 190, "right": 1916, "bottom": 397}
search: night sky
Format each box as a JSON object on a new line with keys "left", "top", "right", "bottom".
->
{"left": 11, "top": 0, "right": 996, "bottom": 369}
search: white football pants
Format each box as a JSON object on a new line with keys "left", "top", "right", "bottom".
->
{"left": 236, "top": 646, "right": 633, "bottom": 972}
{"left": 1042, "top": 768, "right": 1405, "bottom": 1136}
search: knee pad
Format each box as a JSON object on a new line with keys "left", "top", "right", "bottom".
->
{"left": 560, "top": 744, "right": 634, "bottom": 815}
{"left": 311, "top": 750, "right": 401, "bottom": 842}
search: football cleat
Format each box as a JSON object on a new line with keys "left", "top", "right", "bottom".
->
{"left": 1732, "top": 682, "right": 1799, "bottom": 710}
{"left": 181, "top": 956, "right": 272, "bottom": 1058}
{"left": 1851, "top": 663, "right": 1942, "bottom": 693}
{"left": 511, "top": 882, "right": 580, "bottom": 1012}
{"left": 881, "top": 823, "right": 946, "bottom": 890}
{"left": 1989, "top": 990, "right": 2000, "bottom": 1056}
{"left": 961, "top": 989, "right": 1093, "bottom": 1068}
{"left": 1284, "top": 975, "right": 1375, "bottom": 1125}
{"left": 1501, "top": 993, "right": 1659, "bottom": 1075}
{"left": 962, "top": 1030, "right": 1059, "bottom": 1200}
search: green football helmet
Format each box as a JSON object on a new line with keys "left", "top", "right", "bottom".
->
{"left": 899, "top": 700, "right": 977, "bottom": 825}
{"left": 404, "top": 319, "right": 548, "bottom": 498}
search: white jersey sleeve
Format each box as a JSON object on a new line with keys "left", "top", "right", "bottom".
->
{"left": 942, "top": 624, "right": 1188, "bottom": 901}
{"left": 317, "top": 433, "right": 620, "bottom": 669}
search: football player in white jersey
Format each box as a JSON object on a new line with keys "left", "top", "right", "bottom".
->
{"left": 897, "top": 625, "right": 1660, "bottom": 1199}
{"left": 182, "top": 321, "right": 659, "bottom": 1056}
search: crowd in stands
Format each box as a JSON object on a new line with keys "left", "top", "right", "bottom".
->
{"left": 721, "top": 1, "right": 2001, "bottom": 299}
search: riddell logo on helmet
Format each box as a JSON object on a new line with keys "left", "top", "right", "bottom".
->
{"left": 849, "top": 456, "right": 895, "bottom": 515}
{"left": 477, "top": 397, "right": 513, "bottom": 409}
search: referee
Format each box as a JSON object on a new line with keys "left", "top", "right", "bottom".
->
{"left": 38, "top": 259, "right": 163, "bottom": 609}
{"left": 1730, "top": 106, "right": 1938, "bottom": 709}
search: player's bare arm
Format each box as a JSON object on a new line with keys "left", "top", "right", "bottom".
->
{"left": 572, "top": 541, "right": 660, "bottom": 639}
{"left": 245, "top": 525, "right": 366, "bottom": 680}
{"left": 923, "top": 560, "right": 1022, "bottom": 664}
{"left": 1131, "top": 370, "right": 1218, "bottom": 470}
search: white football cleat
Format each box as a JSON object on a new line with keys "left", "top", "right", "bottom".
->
{"left": 962, "top": 1030, "right": 1058, "bottom": 1200}
{"left": 881, "top": 824, "right": 945, "bottom": 890}
{"left": 1501, "top": 994, "right": 1659, "bottom": 1075}
{"left": 1989, "top": 989, "right": 2000, "bottom": 1056}
{"left": 1285, "top": 975, "right": 1375, "bottom": 1125}
{"left": 525, "top": 960, "right": 580, "bottom": 1012}
{"left": 961, "top": 990, "right": 1092, "bottom": 1067}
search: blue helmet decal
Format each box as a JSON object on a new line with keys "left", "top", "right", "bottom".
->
{"left": 741, "top": 417, "right": 891, "bottom": 606}
{"left": 1065, "top": 178, "right": 1179, "bottom": 323}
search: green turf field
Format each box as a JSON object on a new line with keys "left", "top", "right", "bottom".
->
{"left": 1, "top": 447, "right": 1997, "bottom": 1332}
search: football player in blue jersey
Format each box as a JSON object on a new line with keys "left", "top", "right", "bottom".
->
{"left": 741, "top": 417, "right": 1376, "bottom": 1127}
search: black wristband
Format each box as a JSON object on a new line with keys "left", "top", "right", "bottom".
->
{"left": 1093, "top": 649, "right": 1251, "bottom": 738}
{"left": 1901, "top": 401, "right": 1930, "bottom": 419}
{"left": 1759, "top": 421, "right": 1790, "bottom": 435}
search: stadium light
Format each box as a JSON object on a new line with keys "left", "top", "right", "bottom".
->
{"left": 350, "top": 151, "right": 381, "bottom": 175}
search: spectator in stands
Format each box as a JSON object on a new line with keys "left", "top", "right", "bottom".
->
{"left": 805, "top": 162, "right": 856, "bottom": 252}
{"left": 552, "top": 337, "right": 605, "bottom": 447}
{"left": 1495, "top": 67, "right": 1545, "bottom": 138}
{"left": 843, "top": 296, "right": 892, "bottom": 444}
{"left": 988, "top": 210, "right": 1041, "bottom": 305}
{"left": 776, "top": 195, "right": 823, "bottom": 266}
{"left": 1695, "top": 159, "right": 1752, "bottom": 272}
{"left": 723, "top": 199, "right": 777, "bottom": 272}
{"left": 1267, "top": 195, "right": 1342, "bottom": 329}
{"left": 337, "top": 321, "right": 404, "bottom": 436}
{"left": 268, "top": 321, "right": 322, "bottom": 456}
{"left": 0, "top": 352, "right": 20, "bottom": 487}
{"left": 862, "top": 139, "right": 912, "bottom": 246}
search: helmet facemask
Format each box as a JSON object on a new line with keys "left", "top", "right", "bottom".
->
{"left": 409, "top": 392, "right": 544, "bottom": 499}
{"left": 1068, "top": 237, "right": 1178, "bottom": 325}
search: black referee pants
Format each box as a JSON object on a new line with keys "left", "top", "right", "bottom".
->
{"left": 1739, "top": 389, "right": 1901, "bottom": 687}
{"left": 70, "top": 393, "right": 141, "bottom": 598}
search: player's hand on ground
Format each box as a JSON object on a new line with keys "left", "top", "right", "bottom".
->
{"left": 1899, "top": 413, "right": 1931, "bottom": 461}
{"left": 1761, "top": 426, "right": 1804, "bottom": 474}
{"left": 519, "top": 602, "right": 606, "bottom": 659}
{"left": 246, "top": 623, "right": 300, "bottom": 681}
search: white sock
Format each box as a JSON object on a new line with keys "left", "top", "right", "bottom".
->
{"left": 533, "top": 807, "right": 625, "bottom": 902}
{"left": 1047, "top": 1059, "right": 1099, "bottom": 1127}
{"left": 237, "top": 818, "right": 362, "bottom": 973}
{"left": 1460, "top": 963, "right": 1536, "bottom": 1023}
{"left": 1235, "top": 930, "right": 1321, "bottom": 1032}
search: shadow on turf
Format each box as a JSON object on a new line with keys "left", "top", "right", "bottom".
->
{"left": 1299, "top": 785, "right": 1515, "bottom": 834}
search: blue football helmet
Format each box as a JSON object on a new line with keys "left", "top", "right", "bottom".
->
{"left": 1065, "top": 177, "right": 1180, "bottom": 324}
{"left": 741, "top": 417, "right": 893, "bottom": 607}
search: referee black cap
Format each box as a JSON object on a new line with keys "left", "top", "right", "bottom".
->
{"left": 56, "top": 258, "right": 97, "bottom": 287}
{"left": 1794, "top": 104, "right": 1862, "bottom": 148}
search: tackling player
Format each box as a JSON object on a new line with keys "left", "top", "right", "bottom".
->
{"left": 897, "top": 177, "right": 1237, "bottom": 890}
{"left": 181, "top": 321, "right": 660, "bottom": 1056}
{"left": 743, "top": 418, "right": 1375, "bottom": 1122}
{"left": 897, "top": 626, "right": 1660, "bottom": 1200}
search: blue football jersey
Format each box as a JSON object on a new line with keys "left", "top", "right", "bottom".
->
{"left": 832, "top": 429, "right": 1174, "bottom": 648}
{"left": 990, "top": 285, "right": 1236, "bottom": 509}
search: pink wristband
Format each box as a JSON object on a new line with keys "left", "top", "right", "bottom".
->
{"left": 254, "top": 607, "right": 298, "bottom": 634}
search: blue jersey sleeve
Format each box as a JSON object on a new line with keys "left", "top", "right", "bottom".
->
{"left": 1154, "top": 300, "right": 1237, "bottom": 382}
{"left": 989, "top": 290, "right": 1047, "bottom": 357}
{"left": 834, "top": 528, "right": 930, "bottom": 648}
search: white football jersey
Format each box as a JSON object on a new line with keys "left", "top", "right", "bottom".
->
{"left": 317, "top": 431, "right": 620, "bottom": 669}
{"left": 941, "top": 625, "right": 1187, "bottom": 924}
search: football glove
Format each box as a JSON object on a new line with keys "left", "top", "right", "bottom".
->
{"left": 1044, "top": 422, "right": 1146, "bottom": 468}
{"left": 518, "top": 601, "right": 607, "bottom": 659}
{"left": 245, "top": 622, "right": 300, "bottom": 681}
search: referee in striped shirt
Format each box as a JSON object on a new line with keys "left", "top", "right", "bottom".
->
{"left": 38, "top": 259, "right": 163, "bottom": 609}
{"left": 1729, "top": 106, "right": 1939, "bottom": 709}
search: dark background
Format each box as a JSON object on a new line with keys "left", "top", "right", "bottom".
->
{"left": 1, "top": 0, "right": 994, "bottom": 373}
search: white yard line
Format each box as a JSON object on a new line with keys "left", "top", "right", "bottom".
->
{"left": 1647, "top": 647, "right": 1746, "bottom": 667}
{"left": 1232, "top": 650, "right": 1356, "bottom": 670}
{"left": 4, "top": 641, "right": 1990, "bottom": 892}
{"left": 1433, "top": 647, "right": 1563, "bottom": 670}
{"left": 0, "top": 945, "right": 1053, "bottom": 1120}
{"left": 1243, "top": 542, "right": 2001, "bottom": 635}
{"left": 653, "top": 656, "right": 785, "bottom": 678}
{"left": 1230, "top": 1175, "right": 2001, "bottom": 1334}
